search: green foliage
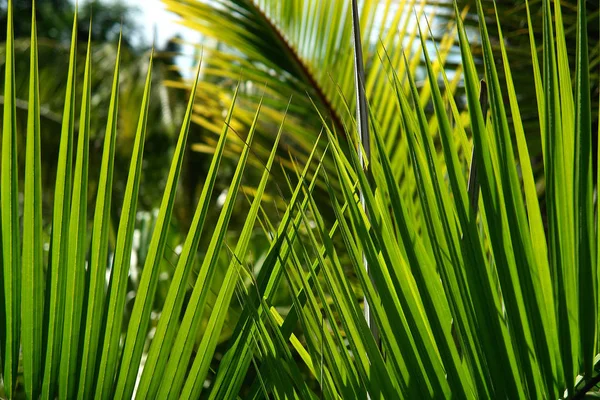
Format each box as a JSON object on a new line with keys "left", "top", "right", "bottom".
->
{"left": 1, "top": 0, "right": 600, "bottom": 399}
{"left": 163, "top": 0, "right": 466, "bottom": 203}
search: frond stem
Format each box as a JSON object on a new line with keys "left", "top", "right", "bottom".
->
{"left": 249, "top": 1, "right": 346, "bottom": 137}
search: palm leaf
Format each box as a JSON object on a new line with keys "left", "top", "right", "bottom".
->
{"left": 59, "top": 26, "right": 92, "bottom": 399}
{"left": 94, "top": 49, "right": 154, "bottom": 400}
{"left": 163, "top": 0, "right": 463, "bottom": 189}
{"left": 41, "top": 9, "right": 78, "bottom": 399}
{"left": 0, "top": 1, "right": 20, "bottom": 396}
{"left": 1, "top": 0, "right": 599, "bottom": 398}
{"left": 76, "top": 33, "right": 122, "bottom": 400}
{"left": 21, "top": 3, "right": 43, "bottom": 398}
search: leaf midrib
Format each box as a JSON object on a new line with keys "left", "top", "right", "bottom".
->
{"left": 246, "top": 0, "right": 346, "bottom": 137}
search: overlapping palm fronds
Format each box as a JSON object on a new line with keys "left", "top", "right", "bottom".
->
{"left": 167, "top": 0, "right": 599, "bottom": 207}
{"left": 283, "top": 0, "right": 600, "bottom": 397}
{"left": 1, "top": 0, "right": 600, "bottom": 399}
{"left": 0, "top": 2, "right": 289, "bottom": 398}
{"left": 163, "top": 0, "right": 466, "bottom": 185}
{"left": 467, "top": 0, "right": 599, "bottom": 137}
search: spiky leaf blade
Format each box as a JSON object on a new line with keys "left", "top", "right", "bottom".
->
{"left": 41, "top": 9, "right": 78, "bottom": 399}
{"left": 22, "top": 3, "right": 44, "bottom": 398}
{"left": 94, "top": 53, "right": 153, "bottom": 400}
{"left": 77, "top": 34, "right": 122, "bottom": 399}
{"left": 112, "top": 58, "right": 202, "bottom": 400}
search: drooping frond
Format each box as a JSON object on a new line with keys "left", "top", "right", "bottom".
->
{"left": 164, "top": 0, "right": 465, "bottom": 166}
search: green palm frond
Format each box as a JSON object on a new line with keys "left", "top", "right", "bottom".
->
{"left": 2, "top": 0, "right": 600, "bottom": 399}
{"left": 1, "top": 1, "right": 20, "bottom": 397}
{"left": 290, "top": 0, "right": 599, "bottom": 397}
{"left": 163, "top": 0, "right": 464, "bottom": 174}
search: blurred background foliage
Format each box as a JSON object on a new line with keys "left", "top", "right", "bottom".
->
{"left": 0, "top": 0, "right": 598, "bottom": 395}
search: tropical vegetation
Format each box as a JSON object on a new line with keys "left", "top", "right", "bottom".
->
{"left": 1, "top": 0, "right": 599, "bottom": 398}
